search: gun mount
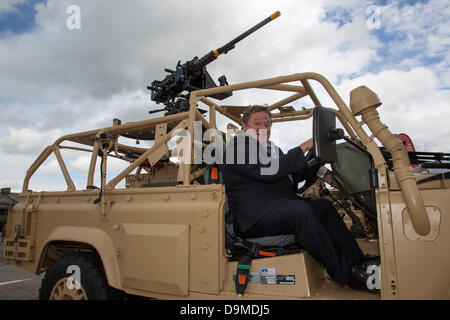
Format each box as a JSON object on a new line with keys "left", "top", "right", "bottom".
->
{"left": 147, "top": 11, "right": 281, "bottom": 116}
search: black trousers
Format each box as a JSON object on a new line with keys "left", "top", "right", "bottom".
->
{"left": 236, "top": 198, "right": 364, "bottom": 285}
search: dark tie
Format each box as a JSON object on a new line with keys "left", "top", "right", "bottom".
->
{"left": 266, "top": 141, "right": 272, "bottom": 156}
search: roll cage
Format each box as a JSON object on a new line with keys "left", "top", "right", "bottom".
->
{"left": 22, "top": 72, "right": 431, "bottom": 237}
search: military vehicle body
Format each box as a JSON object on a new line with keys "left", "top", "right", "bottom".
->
{"left": 3, "top": 70, "right": 450, "bottom": 300}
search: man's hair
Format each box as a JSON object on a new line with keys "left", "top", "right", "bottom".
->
{"left": 242, "top": 105, "right": 272, "bottom": 124}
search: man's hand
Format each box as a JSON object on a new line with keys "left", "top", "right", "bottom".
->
{"left": 300, "top": 138, "right": 314, "bottom": 153}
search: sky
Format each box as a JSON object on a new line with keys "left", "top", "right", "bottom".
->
{"left": 0, "top": 0, "right": 449, "bottom": 192}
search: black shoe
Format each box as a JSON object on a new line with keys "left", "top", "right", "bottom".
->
{"left": 347, "top": 255, "right": 380, "bottom": 292}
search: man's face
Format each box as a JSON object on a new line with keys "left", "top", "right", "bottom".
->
{"left": 243, "top": 111, "right": 271, "bottom": 142}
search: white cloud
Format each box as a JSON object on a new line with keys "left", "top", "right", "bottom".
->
{"left": 338, "top": 67, "right": 439, "bottom": 105}
{"left": 0, "top": 127, "right": 61, "bottom": 154}
{"left": 38, "top": 158, "right": 60, "bottom": 175}
{"left": 69, "top": 155, "right": 91, "bottom": 173}
{"left": 0, "top": 153, "right": 30, "bottom": 191}
{"left": 337, "top": 67, "right": 450, "bottom": 152}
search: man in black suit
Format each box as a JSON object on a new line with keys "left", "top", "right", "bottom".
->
{"left": 221, "top": 105, "right": 379, "bottom": 290}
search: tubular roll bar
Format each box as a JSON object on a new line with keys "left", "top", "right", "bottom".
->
{"left": 22, "top": 72, "right": 430, "bottom": 236}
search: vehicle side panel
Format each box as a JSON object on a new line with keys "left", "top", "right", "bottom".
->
{"left": 4, "top": 185, "right": 225, "bottom": 298}
{"left": 389, "top": 189, "right": 450, "bottom": 299}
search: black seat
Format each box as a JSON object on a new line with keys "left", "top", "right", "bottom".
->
{"left": 202, "top": 166, "right": 298, "bottom": 256}
{"left": 225, "top": 221, "right": 295, "bottom": 247}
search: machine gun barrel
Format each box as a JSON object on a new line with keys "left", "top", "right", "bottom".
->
{"left": 193, "top": 11, "right": 280, "bottom": 72}
{"left": 148, "top": 11, "right": 280, "bottom": 115}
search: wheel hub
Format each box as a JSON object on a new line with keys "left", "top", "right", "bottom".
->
{"left": 50, "top": 277, "right": 87, "bottom": 300}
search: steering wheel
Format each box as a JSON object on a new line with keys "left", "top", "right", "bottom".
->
{"left": 293, "top": 147, "right": 322, "bottom": 195}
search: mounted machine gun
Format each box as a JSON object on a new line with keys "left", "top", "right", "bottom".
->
{"left": 147, "top": 11, "right": 281, "bottom": 115}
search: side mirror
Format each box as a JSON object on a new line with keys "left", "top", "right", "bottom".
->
{"left": 313, "top": 106, "right": 340, "bottom": 163}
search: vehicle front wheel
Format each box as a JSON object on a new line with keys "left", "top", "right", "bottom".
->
{"left": 39, "top": 252, "right": 122, "bottom": 300}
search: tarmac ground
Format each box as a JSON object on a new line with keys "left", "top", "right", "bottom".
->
{"left": 0, "top": 241, "right": 43, "bottom": 300}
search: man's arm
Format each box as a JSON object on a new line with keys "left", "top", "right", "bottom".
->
{"left": 300, "top": 138, "right": 314, "bottom": 153}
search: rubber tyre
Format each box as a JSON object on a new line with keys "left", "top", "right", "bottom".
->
{"left": 39, "top": 252, "right": 123, "bottom": 300}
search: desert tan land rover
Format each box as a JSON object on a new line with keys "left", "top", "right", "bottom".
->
{"left": 2, "top": 71, "right": 450, "bottom": 300}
